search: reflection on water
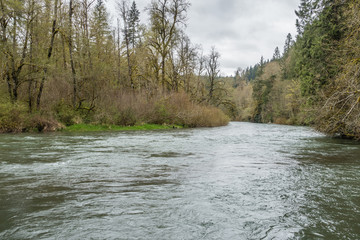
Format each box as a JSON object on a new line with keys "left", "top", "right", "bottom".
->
{"left": 0, "top": 122, "right": 359, "bottom": 239}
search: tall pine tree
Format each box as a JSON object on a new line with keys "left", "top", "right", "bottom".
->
{"left": 128, "top": 1, "right": 140, "bottom": 49}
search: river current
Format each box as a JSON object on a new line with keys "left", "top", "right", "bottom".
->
{"left": 0, "top": 122, "right": 359, "bottom": 239}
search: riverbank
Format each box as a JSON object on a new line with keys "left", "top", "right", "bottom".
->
{"left": 0, "top": 92, "right": 229, "bottom": 134}
{"left": 63, "top": 123, "right": 183, "bottom": 132}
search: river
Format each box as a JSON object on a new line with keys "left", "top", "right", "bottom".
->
{"left": 0, "top": 122, "right": 359, "bottom": 239}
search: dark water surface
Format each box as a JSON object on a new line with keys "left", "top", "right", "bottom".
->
{"left": 0, "top": 122, "right": 359, "bottom": 239}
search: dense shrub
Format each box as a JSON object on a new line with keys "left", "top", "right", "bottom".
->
{"left": 0, "top": 102, "right": 28, "bottom": 133}
{"left": 115, "top": 108, "right": 137, "bottom": 126}
{"left": 0, "top": 102, "right": 63, "bottom": 133}
{"left": 94, "top": 91, "right": 229, "bottom": 128}
{"left": 0, "top": 90, "right": 229, "bottom": 133}
{"left": 53, "top": 101, "right": 81, "bottom": 126}
{"left": 148, "top": 92, "right": 229, "bottom": 127}
{"left": 28, "top": 115, "right": 64, "bottom": 132}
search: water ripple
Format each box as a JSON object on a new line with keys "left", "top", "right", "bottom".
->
{"left": 0, "top": 122, "right": 359, "bottom": 239}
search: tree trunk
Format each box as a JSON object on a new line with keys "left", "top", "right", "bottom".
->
{"left": 69, "top": 0, "right": 77, "bottom": 108}
{"left": 37, "top": 0, "right": 58, "bottom": 110}
{"left": 9, "top": 15, "right": 17, "bottom": 102}
{"left": 120, "top": 1, "right": 134, "bottom": 90}
{"left": 125, "top": 36, "right": 134, "bottom": 90}
{"left": 83, "top": 0, "right": 93, "bottom": 69}
{"left": 161, "top": 54, "right": 166, "bottom": 92}
{"left": 8, "top": 4, "right": 31, "bottom": 103}
{"left": 117, "top": 18, "right": 121, "bottom": 84}
{"left": 61, "top": 34, "right": 67, "bottom": 70}
{"left": 28, "top": 8, "right": 35, "bottom": 113}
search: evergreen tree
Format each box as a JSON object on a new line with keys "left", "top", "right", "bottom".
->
{"left": 128, "top": 1, "right": 140, "bottom": 49}
{"left": 119, "top": 0, "right": 137, "bottom": 89}
{"left": 295, "top": 0, "right": 345, "bottom": 98}
{"left": 91, "top": 0, "right": 110, "bottom": 46}
{"left": 295, "top": 0, "right": 319, "bottom": 35}
{"left": 272, "top": 46, "right": 281, "bottom": 60}
{"left": 315, "top": 0, "right": 360, "bottom": 137}
{"left": 258, "top": 56, "right": 265, "bottom": 75}
{"left": 283, "top": 33, "right": 293, "bottom": 56}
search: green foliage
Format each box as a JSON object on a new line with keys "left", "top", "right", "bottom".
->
{"left": 256, "top": 0, "right": 360, "bottom": 138}
{"left": 252, "top": 76, "right": 275, "bottom": 123}
{"left": 230, "top": 0, "right": 360, "bottom": 139}
{"left": 280, "top": 46, "right": 296, "bottom": 80}
{"left": 128, "top": 1, "right": 141, "bottom": 48}
{"left": 115, "top": 108, "right": 137, "bottom": 126}
{"left": 54, "top": 101, "right": 79, "bottom": 126}
{"left": 272, "top": 47, "right": 281, "bottom": 61}
{"left": 312, "top": 0, "right": 360, "bottom": 138}
{"left": 242, "top": 66, "right": 258, "bottom": 82}
{"left": 0, "top": 102, "right": 27, "bottom": 133}
{"left": 0, "top": 0, "right": 236, "bottom": 133}
{"left": 283, "top": 33, "right": 293, "bottom": 57}
{"left": 92, "top": 0, "right": 110, "bottom": 40}
{"left": 295, "top": 0, "right": 319, "bottom": 35}
{"left": 0, "top": 99, "right": 63, "bottom": 133}
{"left": 294, "top": 0, "right": 345, "bottom": 101}
{"left": 152, "top": 101, "right": 171, "bottom": 124}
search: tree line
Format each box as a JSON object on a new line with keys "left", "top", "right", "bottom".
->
{"left": 236, "top": 0, "right": 360, "bottom": 139}
{"left": 0, "top": 0, "right": 230, "bottom": 132}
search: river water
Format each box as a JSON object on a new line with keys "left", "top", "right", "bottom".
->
{"left": 0, "top": 122, "right": 359, "bottom": 239}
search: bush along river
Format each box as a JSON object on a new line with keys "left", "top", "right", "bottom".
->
{"left": 0, "top": 122, "right": 359, "bottom": 239}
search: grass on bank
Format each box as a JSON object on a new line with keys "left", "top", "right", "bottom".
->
{"left": 63, "top": 123, "right": 183, "bottom": 132}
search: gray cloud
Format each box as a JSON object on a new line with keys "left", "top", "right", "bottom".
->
{"left": 108, "top": 0, "right": 300, "bottom": 75}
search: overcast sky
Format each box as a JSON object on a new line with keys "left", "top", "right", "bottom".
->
{"left": 107, "top": 0, "right": 300, "bottom": 76}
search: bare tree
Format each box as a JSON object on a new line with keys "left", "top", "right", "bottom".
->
{"left": 206, "top": 46, "right": 220, "bottom": 103}
{"left": 177, "top": 33, "right": 196, "bottom": 92}
{"left": 147, "top": 0, "right": 190, "bottom": 91}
